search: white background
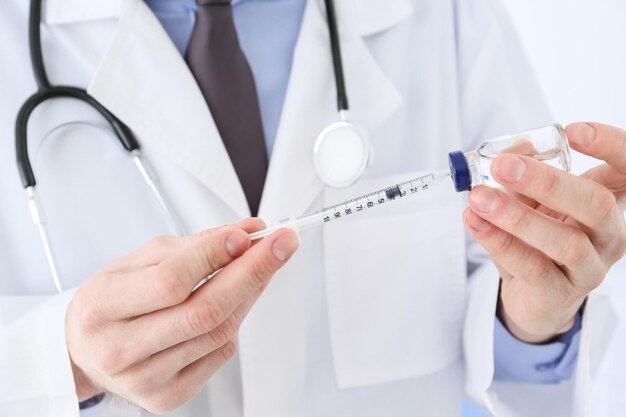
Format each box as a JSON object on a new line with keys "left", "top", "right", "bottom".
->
{"left": 500, "top": 1, "right": 626, "bottom": 415}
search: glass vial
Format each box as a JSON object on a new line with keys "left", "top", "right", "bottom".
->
{"left": 448, "top": 124, "right": 571, "bottom": 192}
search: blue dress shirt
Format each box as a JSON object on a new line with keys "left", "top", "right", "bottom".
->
{"left": 144, "top": 1, "right": 582, "bottom": 414}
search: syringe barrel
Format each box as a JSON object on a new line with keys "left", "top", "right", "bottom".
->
{"left": 249, "top": 172, "right": 450, "bottom": 240}
{"left": 249, "top": 213, "right": 326, "bottom": 241}
{"left": 448, "top": 124, "right": 571, "bottom": 192}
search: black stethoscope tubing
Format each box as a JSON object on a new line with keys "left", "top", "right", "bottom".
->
{"left": 324, "top": 0, "right": 349, "bottom": 112}
{"left": 16, "top": 0, "right": 139, "bottom": 190}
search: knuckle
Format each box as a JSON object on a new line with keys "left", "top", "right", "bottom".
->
{"left": 196, "top": 243, "right": 223, "bottom": 274}
{"left": 207, "top": 315, "right": 237, "bottom": 348}
{"left": 180, "top": 340, "right": 202, "bottom": 367}
{"left": 527, "top": 253, "right": 552, "bottom": 281}
{"left": 92, "top": 344, "right": 127, "bottom": 375}
{"left": 220, "top": 339, "right": 238, "bottom": 362}
{"left": 506, "top": 206, "right": 529, "bottom": 232}
{"left": 560, "top": 232, "right": 590, "bottom": 266}
{"left": 153, "top": 267, "right": 188, "bottom": 305}
{"left": 591, "top": 188, "right": 617, "bottom": 221}
{"left": 536, "top": 168, "right": 560, "bottom": 196}
{"left": 614, "top": 232, "right": 626, "bottom": 261}
{"left": 71, "top": 293, "right": 100, "bottom": 328}
{"left": 494, "top": 232, "right": 516, "bottom": 255}
{"left": 184, "top": 307, "right": 211, "bottom": 335}
{"left": 249, "top": 259, "right": 275, "bottom": 287}
{"left": 185, "top": 299, "right": 227, "bottom": 335}
{"left": 72, "top": 284, "right": 111, "bottom": 328}
{"left": 589, "top": 263, "right": 608, "bottom": 291}
{"left": 550, "top": 279, "right": 574, "bottom": 308}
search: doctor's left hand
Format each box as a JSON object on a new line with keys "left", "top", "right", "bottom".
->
{"left": 65, "top": 218, "right": 299, "bottom": 413}
{"left": 463, "top": 123, "right": 626, "bottom": 344}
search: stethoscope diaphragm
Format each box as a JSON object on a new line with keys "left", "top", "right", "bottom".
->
{"left": 313, "top": 118, "right": 370, "bottom": 188}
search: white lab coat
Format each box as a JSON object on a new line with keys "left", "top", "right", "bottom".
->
{"left": 0, "top": 0, "right": 616, "bottom": 416}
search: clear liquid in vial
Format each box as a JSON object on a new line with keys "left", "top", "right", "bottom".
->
{"left": 449, "top": 124, "right": 571, "bottom": 191}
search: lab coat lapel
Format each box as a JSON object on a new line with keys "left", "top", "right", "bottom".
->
{"left": 259, "top": 0, "right": 410, "bottom": 222}
{"left": 87, "top": 0, "right": 250, "bottom": 219}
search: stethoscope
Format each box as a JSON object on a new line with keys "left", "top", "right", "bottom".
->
{"left": 16, "top": 0, "right": 369, "bottom": 293}
{"left": 314, "top": 0, "right": 372, "bottom": 188}
{"left": 17, "top": 0, "right": 184, "bottom": 293}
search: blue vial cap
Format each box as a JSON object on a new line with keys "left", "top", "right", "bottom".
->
{"left": 448, "top": 151, "right": 471, "bottom": 192}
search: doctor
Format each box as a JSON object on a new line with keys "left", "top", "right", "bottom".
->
{"left": 0, "top": 0, "right": 623, "bottom": 416}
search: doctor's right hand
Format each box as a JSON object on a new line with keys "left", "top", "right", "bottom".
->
{"left": 65, "top": 219, "right": 299, "bottom": 414}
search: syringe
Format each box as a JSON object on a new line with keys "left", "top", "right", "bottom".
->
{"left": 249, "top": 171, "right": 451, "bottom": 240}
{"left": 250, "top": 124, "right": 573, "bottom": 240}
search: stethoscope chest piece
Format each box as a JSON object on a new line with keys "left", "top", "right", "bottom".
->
{"left": 313, "top": 0, "right": 374, "bottom": 188}
{"left": 313, "top": 118, "right": 370, "bottom": 188}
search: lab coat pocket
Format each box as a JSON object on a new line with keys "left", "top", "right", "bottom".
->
{"left": 323, "top": 172, "right": 468, "bottom": 389}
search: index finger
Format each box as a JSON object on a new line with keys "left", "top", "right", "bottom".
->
{"left": 171, "top": 227, "right": 299, "bottom": 339}
{"left": 566, "top": 122, "right": 626, "bottom": 172}
{"left": 96, "top": 219, "right": 266, "bottom": 320}
{"left": 490, "top": 155, "right": 620, "bottom": 240}
{"left": 122, "top": 227, "right": 300, "bottom": 357}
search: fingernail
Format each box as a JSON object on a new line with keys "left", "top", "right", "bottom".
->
{"left": 496, "top": 155, "right": 526, "bottom": 183}
{"left": 226, "top": 230, "right": 250, "bottom": 258}
{"left": 470, "top": 187, "right": 501, "bottom": 214}
{"left": 569, "top": 123, "right": 596, "bottom": 146}
{"left": 467, "top": 211, "right": 491, "bottom": 232}
{"left": 272, "top": 231, "right": 300, "bottom": 261}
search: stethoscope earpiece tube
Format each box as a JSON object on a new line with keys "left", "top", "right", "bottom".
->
{"left": 28, "top": 0, "right": 49, "bottom": 89}
{"left": 324, "top": 0, "right": 349, "bottom": 112}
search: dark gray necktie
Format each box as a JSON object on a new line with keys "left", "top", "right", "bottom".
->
{"left": 186, "top": 0, "right": 268, "bottom": 216}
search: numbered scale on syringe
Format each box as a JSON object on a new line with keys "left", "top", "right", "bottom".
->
{"left": 249, "top": 171, "right": 451, "bottom": 240}
{"left": 319, "top": 172, "right": 445, "bottom": 225}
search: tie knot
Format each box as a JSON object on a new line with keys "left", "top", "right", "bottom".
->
{"left": 196, "top": 0, "right": 231, "bottom": 5}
